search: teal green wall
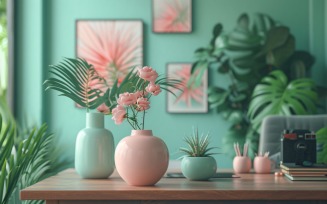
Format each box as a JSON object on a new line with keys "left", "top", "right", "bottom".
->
{"left": 16, "top": 0, "right": 44, "bottom": 126}
{"left": 15, "top": 0, "right": 326, "bottom": 168}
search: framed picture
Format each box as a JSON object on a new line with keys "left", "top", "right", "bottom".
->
{"left": 152, "top": 0, "right": 192, "bottom": 33}
{"left": 76, "top": 20, "right": 143, "bottom": 89}
{"left": 166, "top": 63, "right": 208, "bottom": 113}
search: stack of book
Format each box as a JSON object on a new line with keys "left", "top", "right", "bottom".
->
{"left": 280, "top": 163, "right": 327, "bottom": 181}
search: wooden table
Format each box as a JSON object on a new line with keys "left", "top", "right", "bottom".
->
{"left": 20, "top": 169, "right": 327, "bottom": 204}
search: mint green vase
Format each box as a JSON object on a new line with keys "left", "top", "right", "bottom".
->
{"left": 75, "top": 112, "right": 115, "bottom": 178}
{"left": 181, "top": 156, "right": 217, "bottom": 181}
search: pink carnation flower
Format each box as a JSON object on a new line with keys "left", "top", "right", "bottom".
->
{"left": 136, "top": 97, "right": 150, "bottom": 111}
{"left": 137, "top": 66, "right": 158, "bottom": 83}
{"left": 146, "top": 83, "right": 161, "bottom": 96}
{"left": 134, "top": 90, "right": 148, "bottom": 99}
{"left": 112, "top": 105, "right": 126, "bottom": 125}
{"left": 97, "top": 103, "right": 110, "bottom": 114}
{"left": 117, "top": 92, "right": 137, "bottom": 106}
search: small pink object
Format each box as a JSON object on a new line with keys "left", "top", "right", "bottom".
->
{"left": 275, "top": 171, "right": 283, "bottom": 176}
{"left": 254, "top": 156, "right": 271, "bottom": 174}
{"left": 115, "top": 130, "right": 169, "bottom": 186}
{"left": 233, "top": 156, "right": 251, "bottom": 173}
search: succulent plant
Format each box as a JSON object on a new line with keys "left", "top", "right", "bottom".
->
{"left": 180, "top": 128, "right": 219, "bottom": 157}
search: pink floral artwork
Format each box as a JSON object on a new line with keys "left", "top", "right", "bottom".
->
{"left": 76, "top": 20, "right": 143, "bottom": 90}
{"left": 167, "top": 63, "right": 207, "bottom": 113}
{"left": 153, "top": 0, "right": 192, "bottom": 33}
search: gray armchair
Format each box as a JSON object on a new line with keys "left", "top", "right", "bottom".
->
{"left": 259, "top": 115, "right": 327, "bottom": 166}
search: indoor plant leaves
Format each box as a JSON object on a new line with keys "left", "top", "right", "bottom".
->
{"left": 248, "top": 70, "right": 318, "bottom": 132}
{"left": 190, "top": 12, "right": 322, "bottom": 159}
{"left": 44, "top": 57, "right": 106, "bottom": 110}
{"left": 0, "top": 113, "right": 52, "bottom": 204}
{"left": 316, "top": 126, "right": 327, "bottom": 164}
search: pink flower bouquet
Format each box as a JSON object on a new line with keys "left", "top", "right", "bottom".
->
{"left": 111, "top": 66, "right": 174, "bottom": 130}
{"left": 45, "top": 57, "right": 179, "bottom": 125}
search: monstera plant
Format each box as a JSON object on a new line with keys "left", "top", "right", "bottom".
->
{"left": 191, "top": 13, "right": 322, "bottom": 158}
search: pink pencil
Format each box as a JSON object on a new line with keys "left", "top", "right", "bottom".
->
{"left": 236, "top": 142, "right": 241, "bottom": 156}
{"left": 233, "top": 143, "right": 239, "bottom": 156}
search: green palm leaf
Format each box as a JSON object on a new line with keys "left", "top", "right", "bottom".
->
{"left": 0, "top": 113, "right": 52, "bottom": 204}
{"left": 248, "top": 70, "right": 318, "bottom": 131}
{"left": 44, "top": 58, "right": 106, "bottom": 110}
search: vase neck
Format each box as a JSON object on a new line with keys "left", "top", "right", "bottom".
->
{"left": 131, "top": 130, "right": 153, "bottom": 136}
{"left": 86, "top": 112, "right": 104, "bottom": 128}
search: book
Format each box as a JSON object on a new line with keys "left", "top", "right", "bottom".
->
{"left": 284, "top": 173, "right": 327, "bottom": 181}
{"left": 280, "top": 163, "right": 327, "bottom": 171}
{"left": 281, "top": 169, "right": 327, "bottom": 176}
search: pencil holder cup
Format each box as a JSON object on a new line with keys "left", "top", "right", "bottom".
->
{"left": 233, "top": 156, "right": 251, "bottom": 173}
{"left": 254, "top": 156, "right": 271, "bottom": 174}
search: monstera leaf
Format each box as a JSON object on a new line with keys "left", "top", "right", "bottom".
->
{"left": 219, "top": 13, "right": 279, "bottom": 80}
{"left": 248, "top": 70, "right": 318, "bottom": 131}
{"left": 44, "top": 58, "right": 106, "bottom": 110}
{"left": 316, "top": 127, "right": 327, "bottom": 164}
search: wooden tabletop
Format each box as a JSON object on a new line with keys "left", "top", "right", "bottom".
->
{"left": 20, "top": 169, "right": 327, "bottom": 201}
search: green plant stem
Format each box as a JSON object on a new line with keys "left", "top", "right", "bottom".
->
{"left": 130, "top": 107, "right": 141, "bottom": 130}
{"left": 142, "top": 81, "right": 146, "bottom": 130}
{"left": 126, "top": 118, "right": 136, "bottom": 129}
{"left": 126, "top": 109, "right": 136, "bottom": 129}
{"left": 142, "top": 110, "right": 145, "bottom": 130}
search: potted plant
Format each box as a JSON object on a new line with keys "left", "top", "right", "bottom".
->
{"left": 113, "top": 66, "right": 180, "bottom": 186}
{"left": 190, "top": 13, "right": 324, "bottom": 159}
{"left": 44, "top": 57, "right": 117, "bottom": 179}
{"left": 180, "top": 128, "right": 219, "bottom": 181}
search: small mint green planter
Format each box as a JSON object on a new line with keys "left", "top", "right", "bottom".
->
{"left": 181, "top": 156, "right": 217, "bottom": 181}
{"left": 75, "top": 113, "right": 115, "bottom": 179}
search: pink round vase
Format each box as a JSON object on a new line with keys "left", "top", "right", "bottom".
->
{"left": 115, "top": 130, "right": 169, "bottom": 186}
